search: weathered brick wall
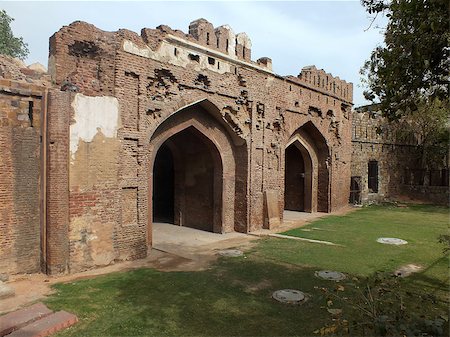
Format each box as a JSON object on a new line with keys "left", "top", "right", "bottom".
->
{"left": 400, "top": 185, "right": 449, "bottom": 205}
{"left": 2, "top": 18, "right": 445, "bottom": 277}
{"left": 49, "top": 21, "right": 117, "bottom": 96}
{"left": 48, "top": 19, "right": 354, "bottom": 272}
{"left": 351, "top": 109, "right": 449, "bottom": 205}
{"left": 0, "top": 79, "right": 44, "bottom": 274}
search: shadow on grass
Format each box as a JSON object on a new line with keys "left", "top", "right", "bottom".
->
{"left": 405, "top": 255, "right": 450, "bottom": 299}
{"left": 45, "top": 254, "right": 449, "bottom": 337}
{"left": 46, "top": 257, "right": 344, "bottom": 337}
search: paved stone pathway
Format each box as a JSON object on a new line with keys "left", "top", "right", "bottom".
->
{"left": 0, "top": 302, "right": 77, "bottom": 337}
{"left": 269, "top": 233, "right": 343, "bottom": 246}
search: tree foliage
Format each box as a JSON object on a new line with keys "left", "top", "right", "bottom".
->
{"left": 394, "top": 97, "right": 449, "bottom": 168}
{"left": 360, "top": 0, "right": 449, "bottom": 120}
{"left": 0, "top": 10, "right": 29, "bottom": 60}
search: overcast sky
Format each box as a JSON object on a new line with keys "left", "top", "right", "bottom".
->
{"left": 1, "top": 1, "right": 386, "bottom": 106}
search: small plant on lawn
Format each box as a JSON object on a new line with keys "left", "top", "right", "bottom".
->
{"left": 315, "top": 272, "right": 448, "bottom": 336}
{"left": 437, "top": 234, "right": 450, "bottom": 255}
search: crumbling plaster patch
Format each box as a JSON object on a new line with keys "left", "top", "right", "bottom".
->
{"left": 123, "top": 34, "right": 268, "bottom": 76}
{"left": 124, "top": 39, "right": 231, "bottom": 74}
{"left": 69, "top": 216, "right": 117, "bottom": 270}
{"left": 70, "top": 94, "right": 120, "bottom": 159}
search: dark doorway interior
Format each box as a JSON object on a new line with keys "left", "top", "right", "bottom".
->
{"left": 368, "top": 160, "right": 379, "bottom": 193}
{"left": 153, "top": 127, "right": 219, "bottom": 232}
{"left": 153, "top": 144, "right": 174, "bottom": 223}
{"left": 284, "top": 144, "right": 305, "bottom": 211}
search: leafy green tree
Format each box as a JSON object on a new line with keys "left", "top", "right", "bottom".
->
{"left": 0, "top": 10, "right": 29, "bottom": 60}
{"left": 394, "top": 97, "right": 449, "bottom": 169}
{"left": 360, "top": 0, "right": 449, "bottom": 120}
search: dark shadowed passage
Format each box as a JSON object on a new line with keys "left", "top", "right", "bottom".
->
{"left": 153, "top": 144, "right": 175, "bottom": 223}
{"left": 153, "top": 127, "right": 221, "bottom": 232}
{"left": 284, "top": 144, "right": 306, "bottom": 211}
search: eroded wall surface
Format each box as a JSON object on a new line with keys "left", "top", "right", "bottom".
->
{"left": 0, "top": 78, "right": 44, "bottom": 274}
{"left": 68, "top": 94, "right": 126, "bottom": 272}
{"left": 3, "top": 18, "right": 447, "bottom": 276}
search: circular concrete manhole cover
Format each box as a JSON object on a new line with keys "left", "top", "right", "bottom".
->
{"left": 272, "top": 289, "right": 306, "bottom": 304}
{"left": 377, "top": 237, "right": 408, "bottom": 245}
{"left": 217, "top": 249, "right": 243, "bottom": 257}
{"left": 315, "top": 270, "right": 346, "bottom": 281}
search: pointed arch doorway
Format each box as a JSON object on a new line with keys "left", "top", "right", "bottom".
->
{"left": 284, "top": 122, "right": 330, "bottom": 214}
{"left": 146, "top": 99, "right": 249, "bottom": 247}
{"left": 152, "top": 126, "right": 222, "bottom": 232}
{"left": 284, "top": 141, "right": 314, "bottom": 213}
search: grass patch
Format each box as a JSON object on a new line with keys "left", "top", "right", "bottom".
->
{"left": 47, "top": 258, "right": 338, "bottom": 336}
{"left": 259, "top": 204, "right": 449, "bottom": 279}
{"left": 46, "top": 204, "right": 449, "bottom": 336}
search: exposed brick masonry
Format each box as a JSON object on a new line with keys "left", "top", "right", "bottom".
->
{"left": 0, "top": 74, "right": 45, "bottom": 275}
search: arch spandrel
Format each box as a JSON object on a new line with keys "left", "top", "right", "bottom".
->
{"left": 287, "top": 121, "right": 330, "bottom": 157}
{"left": 146, "top": 98, "right": 248, "bottom": 147}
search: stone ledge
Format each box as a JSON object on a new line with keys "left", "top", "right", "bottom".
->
{"left": 0, "top": 302, "right": 51, "bottom": 336}
{"left": 7, "top": 311, "right": 78, "bottom": 337}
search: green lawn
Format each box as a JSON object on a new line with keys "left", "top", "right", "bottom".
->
{"left": 47, "top": 204, "right": 449, "bottom": 336}
{"left": 260, "top": 204, "right": 449, "bottom": 279}
{"left": 47, "top": 261, "right": 338, "bottom": 336}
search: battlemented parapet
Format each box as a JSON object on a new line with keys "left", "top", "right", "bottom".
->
{"left": 48, "top": 19, "right": 274, "bottom": 97}
{"left": 188, "top": 18, "right": 252, "bottom": 62}
{"left": 292, "top": 65, "right": 353, "bottom": 103}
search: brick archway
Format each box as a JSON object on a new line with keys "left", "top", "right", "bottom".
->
{"left": 285, "top": 122, "right": 330, "bottom": 213}
{"left": 285, "top": 136, "right": 318, "bottom": 213}
{"left": 144, "top": 102, "right": 241, "bottom": 247}
{"left": 284, "top": 140, "right": 314, "bottom": 213}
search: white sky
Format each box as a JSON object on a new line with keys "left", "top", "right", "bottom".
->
{"left": 1, "top": 0, "right": 386, "bottom": 106}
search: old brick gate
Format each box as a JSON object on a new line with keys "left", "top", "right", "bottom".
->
{"left": 1, "top": 18, "right": 355, "bottom": 275}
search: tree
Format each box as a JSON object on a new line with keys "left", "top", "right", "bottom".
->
{"left": 360, "top": 0, "right": 449, "bottom": 120}
{"left": 394, "top": 97, "right": 449, "bottom": 169}
{"left": 0, "top": 10, "right": 29, "bottom": 60}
